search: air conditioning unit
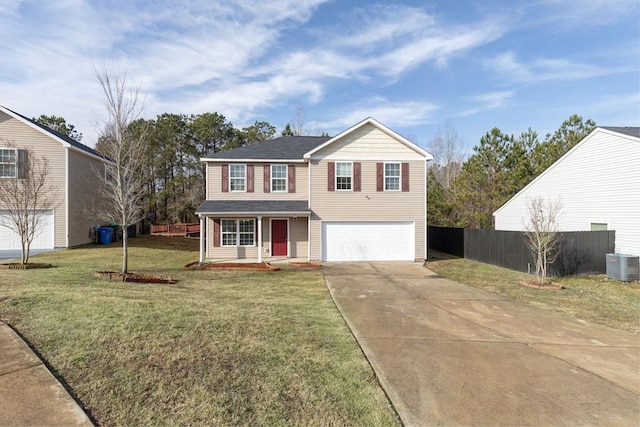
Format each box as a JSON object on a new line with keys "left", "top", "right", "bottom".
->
{"left": 606, "top": 254, "right": 640, "bottom": 281}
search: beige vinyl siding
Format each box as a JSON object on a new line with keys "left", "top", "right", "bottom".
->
{"left": 67, "top": 149, "right": 107, "bottom": 246}
{"left": 288, "top": 217, "right": 308, "bottom": 258}
{"left": 0, "top": 111, "right": 67, "bottom": 247}
{"left": 312, "top": 123, "right": 425, "bottom": 160}
{"left": 207, "top": 162, "right": 308, "bottom": 200}
{"left": 205, "top": 216, "right": 309, "bottom": 260}
{"left": 309, "top": 159, "right": 426, "bottom": 261}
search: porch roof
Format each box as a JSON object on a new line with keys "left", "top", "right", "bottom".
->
{"left": 195, "top": 200, "right": 310, "bottom": 216}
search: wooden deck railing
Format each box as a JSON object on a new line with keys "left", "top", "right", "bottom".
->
{"left": 151, "top": 223, "right": 200, "bottom": 237}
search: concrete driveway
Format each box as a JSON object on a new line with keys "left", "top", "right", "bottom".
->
{"left": 0, "top": 249, "right": 55, "bottom": 261}
{"left": 323, "top": 262, "right": 639, "bottom": 426}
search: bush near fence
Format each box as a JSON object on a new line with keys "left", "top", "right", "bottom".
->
{"left": 428, "top": 226, "right": 615, "bottom": 276}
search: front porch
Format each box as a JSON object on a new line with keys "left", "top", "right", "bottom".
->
{"left": 195, "top": 200, "right": 311, "bottom": 264}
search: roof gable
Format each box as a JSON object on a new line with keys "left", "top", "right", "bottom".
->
{"left": 304, "top": 117, "right": 432, "bottom": 160}
{"left": 0, "top": 105, "right": 104, "bottom": 160}
{"left": 493, "top": 126, "right": 640, "bottom": 216}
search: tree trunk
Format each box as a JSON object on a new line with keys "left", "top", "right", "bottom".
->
{"left": 122, "top": 224, "right": 129, "bottom": 273}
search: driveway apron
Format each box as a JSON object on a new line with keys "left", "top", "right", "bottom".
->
{"left": 323, "top": 262, "right": 640, "bottom": 426}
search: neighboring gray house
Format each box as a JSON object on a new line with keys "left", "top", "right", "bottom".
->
{"left": 0, "top": 105, "right": 107, "bottom": 250}
{"left": 494, "top": 126, "right": 640, "bottom": 255}
{"left": 196, "top": 117, "right": 433, "bottom": 262}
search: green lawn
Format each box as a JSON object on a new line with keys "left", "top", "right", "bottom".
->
{"left": 0, "top": 236, "right": 400, "bottom": 426}
{"left": 426, "top": 253, "right": 640, "bottom": 332}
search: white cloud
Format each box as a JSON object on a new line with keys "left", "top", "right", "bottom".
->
{"left": 486, "top": 51, "right": 625, "bottom": 83}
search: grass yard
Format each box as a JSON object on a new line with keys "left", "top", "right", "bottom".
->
{"left": 0, "top": 236, "right": 400, "bottom": 426}
{"left": 426, "top": 253, "right": 640, "bottom": 332}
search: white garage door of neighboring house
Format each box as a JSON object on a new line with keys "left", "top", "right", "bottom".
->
{"left": 0, "top": 210, "right": 55, "bottom": 250}
{"left": 322, "top": 221, "right": 415, "bottom": 262}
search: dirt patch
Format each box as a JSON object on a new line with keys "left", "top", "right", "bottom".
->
{"left": 519, "top": 279, "right": 564, "bottom": 290}
{"left": 0, "top": 263, "right": 52, "bottom": 270}
{"left": 93, "top": 271, "right": 178, "bottom": 284}
{"left": 184, "top": 261, "right": 280, "bottom": 271}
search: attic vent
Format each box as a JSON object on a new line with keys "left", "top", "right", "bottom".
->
{"left": 606, "top": 254, "right": 640, "bottom": 281}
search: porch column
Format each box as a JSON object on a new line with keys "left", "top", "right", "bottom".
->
{"left": 257, "top": 215, "right": 263, "bottom": 263}
{"left": 199, "top": 215, "right": 205, "bottom": 264}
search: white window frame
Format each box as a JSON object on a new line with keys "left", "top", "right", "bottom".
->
{"left": 335, "top": 161, "right": 352, "bottom": 191}
{"left": 0, "top": 147, "right": 17, "bottom": 178}
{"left": 271, "top": 164, "right": 287, "bottom": 192}
{"left": 384, "top": 162, "right": 401, "bottom": 191}
{"left": 221, "top": 218, "right": 255, "bottom": 247}
{"left": 229, "top": 164, "right": 246, "bottom": 192}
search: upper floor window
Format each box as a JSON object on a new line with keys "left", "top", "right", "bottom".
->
{"left": 0, "top": 148, "right": 17, "bottom": 178}
{"left": 271, "top": 164, "right": 287, "bottom": 192}
{"left": 336, "top": 162, "right": 352, "bottom": 191}
{"left": 229, "top": 164, "right": 246, "bottom": 192}
{"left": 384, "top": 163, "right": 400, "bottom": 191}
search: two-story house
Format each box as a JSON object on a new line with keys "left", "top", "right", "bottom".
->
{"left": 195, "top": 117, "right": 432, "bottom": 263}
{"left": 0, "top": 105, "right": 107, "bottom": 251}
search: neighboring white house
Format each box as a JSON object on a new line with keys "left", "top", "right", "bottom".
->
{"left": 493, "top": 126, "right": 640, "bottom": 255}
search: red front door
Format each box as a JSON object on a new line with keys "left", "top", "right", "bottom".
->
{"left": 272, "top": 220, "right": 288, "bottom": 256}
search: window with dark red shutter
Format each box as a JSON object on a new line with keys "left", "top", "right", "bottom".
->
{"left": 247, "top": 165, "right": 254, "bottom": 193}
{"left": 288, "top": 165, "right": 296, "bottom": 193}
{"left": 402, "top": 163, "right": 409, "bottom": 192}
{"left": 213, "top": 219, "right": 221, "bottom": 247}
{"left": 327, "top": 162, "right": 335, "bottom": 191}
{"left": 263, "top": 165, "right": 270, "bottom": 193}
{"left": 222, "top": 165, "right": 229, "bottom": 192}
{"left": 353, "top": 162, "right": 361, "bottom": 191}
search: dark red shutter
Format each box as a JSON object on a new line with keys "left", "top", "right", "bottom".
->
{"left": 213, "top": 219, "right": 221, "bottom": 247}
{"left": 255, "top": 218, "right": 258, "bottom": 246}
{"left": 376, "top": 163, "right": 383, "bottom": 192}
{"left": 247, "top": 165, "right": 254, "bottom": 193}
{"left": 17, "top": 150, "right": 28, "bottom": 179}
{"left": 288, "top": 165, "right": 295, "bottom": 193}
{"left": 402, "top": 163, "right": 409, "bottom": 192}
{"left": 222, "top": 164, "right": 229, "bottom": 192}
{"left": 328, "top": 162, "right": 335, "bottom": 191}
{"left": 263, "top": 165, "right": 270, "bottom": 193}
{"left": 353, "top": 162, "right": 361, "bottom": 192}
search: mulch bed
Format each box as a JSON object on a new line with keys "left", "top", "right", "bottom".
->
{"left": 184, "top": 261, "right": 280, "bottom": 271}
{"left": 288, "top": 261, "right": 322, "bottom": 268}
{"left": 93, "top": 271, "right": 178, "bottom": 284}
{"left": 0, "top": 263, "right": 52, "bottom": 270}
{"left": 518, "top": 279, "right": 564, "bottom": 290}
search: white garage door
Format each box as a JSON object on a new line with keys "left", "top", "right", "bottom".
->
{"left": 322, "top": 221, "right": 415, "bottom": 262}
{"left": 0, "top": 210, "right": 55, "bottom": 250}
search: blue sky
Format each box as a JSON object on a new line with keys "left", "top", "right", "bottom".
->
{"left": 1, "top": 0, "right": 638, "bottom": 153}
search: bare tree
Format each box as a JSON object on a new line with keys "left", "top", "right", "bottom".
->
{"left": 0, "top": 142, "right": 56, "bottom": 264}
{"left": 292, "top": 103, "right": 308, "bottom": 136}
{"left": 524, "top": 197, "right": 563, "bottom": 284}
{"left": 93, "top": 69, "right": 149, "bottom": 273}
{"left": 428, "top": 120, "right": 465, "bottom": 190}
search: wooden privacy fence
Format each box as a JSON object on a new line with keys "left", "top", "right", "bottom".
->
{"left": 428, "top": 226, "right": 615, "bottom": 276}
{"left": 151, "top": 223, "right": 200, "bottom": 237}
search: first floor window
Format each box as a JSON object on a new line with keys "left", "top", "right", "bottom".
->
{"left": 222, "top": 219, "right": 255, "bottom": 246}
{"left": 229, "top": 164, "right": 246, "bottom": 191}
{"left": 336, "top": 162, "right": 352, "bottom": 190}
{"left": 0, "top": 148, "right": 17, "bottom": 178}
{"left": 271, "top": 164, "right": 287, "bottom": 192}
{"left": 385, "top": 163, "right": 400, "bottom": 191}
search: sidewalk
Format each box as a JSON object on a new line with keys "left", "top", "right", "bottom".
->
{"left": 0, "top": 321, "right": 93, "bottom": 426}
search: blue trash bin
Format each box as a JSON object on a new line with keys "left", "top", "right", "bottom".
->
{"left": 99, "top": 226, "right": 113, "bottom": 245}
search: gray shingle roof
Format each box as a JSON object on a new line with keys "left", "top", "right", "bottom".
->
{"left": 3, "top": 106, "right": 105, "bottom": 159}
{"left": 601, "top": 127, "right": 640, "bottom": 138}
{"left": 203, "top": 136, "right": 331, "bottom": 160}
{"left": 196, "top": 200, "right": 310, "bottom": 215}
